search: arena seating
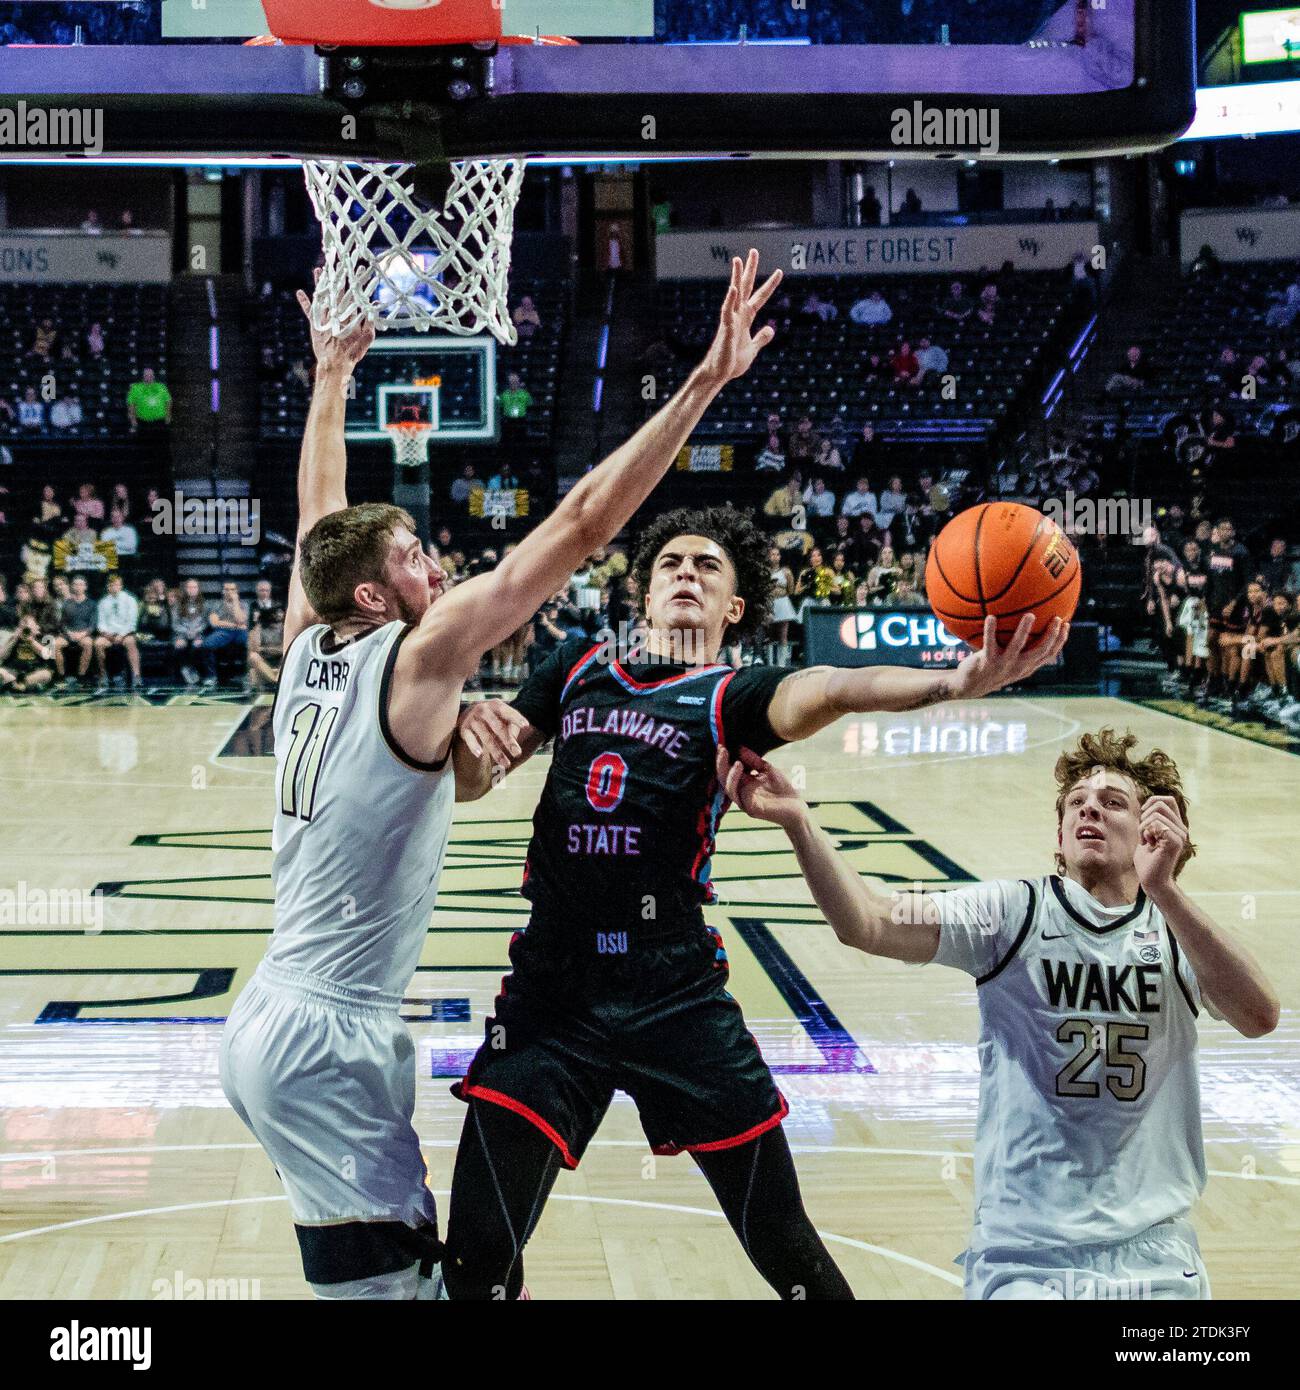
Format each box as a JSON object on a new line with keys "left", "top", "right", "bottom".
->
{"left": 1078, "top": 259, "right": 1300, "bottom": 442}
{"left": 0, "top": 283, "right": 169, "bottom": 442}
{"left": 652, "top": 270, "right": 1078, "bottom": 450}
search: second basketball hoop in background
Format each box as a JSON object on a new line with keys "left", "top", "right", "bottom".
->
{"left": 304, "top": 159, "right": 526, "bottom": 344}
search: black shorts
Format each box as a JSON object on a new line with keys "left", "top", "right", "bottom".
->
{"left": 453, "top": 923, "right": 787, "bottom": 1168}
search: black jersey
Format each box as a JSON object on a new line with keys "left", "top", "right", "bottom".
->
{"left": 511, "top": 638, "right": 787, "bottom": 934}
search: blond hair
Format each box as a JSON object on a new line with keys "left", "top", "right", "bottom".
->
{"left": 1053, "top": 727, "right": 1196, "bottom": 876}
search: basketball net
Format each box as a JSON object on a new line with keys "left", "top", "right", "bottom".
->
{"left": 305, "top": 159, "right": 525, "bottom": 343}
{"left": 385, "top": 420, "right": 434, "bottom": 468}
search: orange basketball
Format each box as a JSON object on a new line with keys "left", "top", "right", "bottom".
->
{"left": 924, "top": 502, "right": 1081, "bottom": 649}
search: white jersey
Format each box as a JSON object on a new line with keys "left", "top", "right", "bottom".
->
{"left": 930, "top": 874, "right": 1205, "bottom": 1253}
{"left": 265, "top": 621, "right": 455, "bottom": 998}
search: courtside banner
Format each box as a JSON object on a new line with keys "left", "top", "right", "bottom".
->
{"left": 804, "top": 606, "right": 970, "bottom": 669}
{"left": 0, "top": 233, "right": 170, "bottom": 283}
{"left": 656, "top": 222, "right": 1099, "bottom": 279}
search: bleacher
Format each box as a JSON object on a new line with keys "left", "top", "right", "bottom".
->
{"left": 1079, "top": 259, "right": 1300, "bottom": 442}
{"left": 0, "top": 283, "right": 170, "bottom": 442}
{"left": 651, "top": 270, "right": 1078, "bottom": 450}
{"left": 256, "top": 279, "right": 567, "bottom": 446}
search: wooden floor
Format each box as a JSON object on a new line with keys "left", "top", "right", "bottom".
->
{"left": 1, "top": 690, "right": 1296, "bottom": 1300}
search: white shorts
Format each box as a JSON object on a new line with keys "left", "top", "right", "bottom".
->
{"left": 219, "top": 960, "right": 437, "bottom": 1232}
{"left": 962, "top": 1219, "right": 1210, "bottom": 1301}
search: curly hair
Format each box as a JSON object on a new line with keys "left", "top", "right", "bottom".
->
{"left": 1053, "top": 727, "right": 1196, "bottom": 876}
{"left": 631, "top": 505, "right": 774, "bottom": 640}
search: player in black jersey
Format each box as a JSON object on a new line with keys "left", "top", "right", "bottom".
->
{"left": 446, "top": 504, "right": 1067, "bottom": 1299}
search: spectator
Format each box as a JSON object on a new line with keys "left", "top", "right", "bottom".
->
{"left": 71, "top": 483, "right": 105, "bottom": 524}
{"left": 28, "top": 319, "right": 57, "bottom": 360}
{"left": 766, "top": 546, "right": 797, "bottom": 667}
{"left": 121, "top": 209, "right": 137, "bottom": 231}
{"left": 511, "top": 295, "right": 542, "bottom": 339}
{"left": 101, "top": 506, "right": 138, "bottom": 563}
{"left": 1041, "top": 197, "right": 1057, "bottom": 222}
{"left": 111, "top": 483, "right": 131, "bottom": 519}
{"left": 851, "top": 422, "right": 878, "bottom": 473}
{"left": 33, "top": 484, "right": 65, "bottom": 535}
{"left": 1258, "top": 538, "right": 1291, "bottom": 593}
{"left": 17, "top": 388, "right": 45, "bottom": 432}
{"left": 942, "top": 280, "right": 973, "bottom": 321}
{"left": 914, "top": 337, "right": 949, "bottom": 385}
{"left": 94, "top": 573, "right": 140, "bottom": 690}
{"left": 799, "top": 290, "right": 838, "bottom": 323}
{"left": 758, "top": 411, "right": 786, "bottom": 454}
{"left": 893, "top": 578, "right": 927, "bottom": 609}
{"left": 841, "top": 477, "right": 880, "bottom": 520}
{"left": 0, "top": 395, "right": 15, "bottom": 426}
{"left": 848, "top": 514, "right": 884, "bottom": 573}
{"left": 802, "top": 476, "right": 836, "bottom": 520}
{"left": 755, "top": 433, "right": 786, "bottom": 472}
{"left": 135, "top": 577, "right": 172, "bottom": 675}
{"left": 813, "top": 434, "right": 844, "bottom": 476}
{"left": 795, "top": 546, "right": 834, "bottom": 603}
{"left": 1257, "top": 593, "right": 1300, "bottom": 719}
{"left": 1105, "top": 345, "right": 1150, "bottom": 397}
{"left": 171, "top": 578, "right": 207, "bottom": 685}
{"left": 826, "top": 549, "right": 855, "bottom": 607}
{"left": 1225, "top": 581, "right": 1272, "bottom": 717}
{"left": 1203, "top": 407, "right": 1236, "bottom": 453}
{"left": 50, "top": 394, "right": 83, "bottom": 432}
{"left": 1202, "top": 519, "right": 1253, "bottom": 703}
{"left": 900, "top": 187, "right": 923, "bottom": 218}
{"left": 22, "top": 577, "right": 60, "bottom": 635}
{"left": 86, "top": 322, "right": 105, "bottom": 358}
{"left": 876, "top": 475, "right": 908, "bottom": 530}
{"left": 977, "top": 282, "right": 999, "bottom": 325}
{"left": 202, "top": 581, "right": 248, "bottom": 689}
{"left": 891, "top": 340, "right": 921, "bottom": 385}
{"left": 1208, "top": 346, "right": 1239, "bottom": 389}
{"left": 848, "top": 289, "right": 892, "bottom": 325}
{"left": 1146, "top": 556, "right": 1186, "bottom": 691}
{"left": 81, "top": 209, "right": 102, "bottom": 233}
{"left": 857, "top": 184, "right": 882, "bottom": 226}
{"left": 487, "top": 467, "right": 520, "bottom": 492}
{"left": 527, "top": 594, "right": 569, "bottom": 676}
{"left": 1180, "top": 540, "right": 1209, "bottom": 598}
{"left": 0, "top": 606, "right": 56, "bottom": 693}
{"left": 126, "top": 367, "right": 173, "bottom": 434}
{"left": 55, "top": 574, "right": 97, "bottom": 686}
{"left": 62, "top": 513, "right": 99, "bottom": 557}
{"left": 1265, "top": 275, "right": 1300, "bottom": 329}
{"left": 866, "top": 545, "right": 901, "bottom": 603}
{"left": 498, "top": 372, "right": 533, "bottom": 423}
{"left": 450, "top": 465, "right": 478, "bottom": 504}
{"left": 786, "top": 415, "right": 819, "bottom": 466}
{"left": 248, "top": 579, "right": 285, "bottom": 691}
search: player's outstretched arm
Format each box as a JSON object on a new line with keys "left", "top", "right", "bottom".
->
{"left": 408, "top": 250, "right": 782, "bottom": 679}
{"left": 717, "top": 747, "right": 940, "bottom": 963}
{"left": 283, "top": 276, "right": 376, "bottom": 648}
{"left": 1135, "top": 796, "right": 1280, "bottom": 1038}
{"left": 766, "top": 614, "right": 1068, "bottom": 742}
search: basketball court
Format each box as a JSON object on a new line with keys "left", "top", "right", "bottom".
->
{"left": 1, "top": 691, "right": 1295, "bottom": 1299}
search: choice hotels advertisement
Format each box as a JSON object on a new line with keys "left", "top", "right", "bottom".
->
{"left": 806, "top": 607, "right": 971, "bottom": 669}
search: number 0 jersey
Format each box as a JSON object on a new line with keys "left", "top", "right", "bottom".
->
{"left": 266, "top": 621, "right": 455, "bottom": 997}
{"left": 511, "top": 638, "right": 787, "bottom": 934}
{"left": 930, "top": 874, "right": 1206, "bottom": 1253}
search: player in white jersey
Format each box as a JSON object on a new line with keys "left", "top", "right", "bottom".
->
{"left": 219, "top": 252, "right": 785, "bottom": 1298}
{"left": 715, "top": 713, "right": 1279, "bottom": 1300}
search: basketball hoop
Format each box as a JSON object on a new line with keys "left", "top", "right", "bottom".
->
{"left": 384, "top": 419, "right": 435, "bottom": 468}
{"left": 305, "top": 158, "right": 526, "bottom": 344}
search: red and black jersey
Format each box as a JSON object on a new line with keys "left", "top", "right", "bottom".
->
{"left": 511, "top": 638, "right": 787, "bottom": 935}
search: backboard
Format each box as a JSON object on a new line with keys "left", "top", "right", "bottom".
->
{"left": 0, "top": 2, "right": 1197, "bottom": 162}
{"left": 343, "top": 336, "right": 498, "bottom": 448}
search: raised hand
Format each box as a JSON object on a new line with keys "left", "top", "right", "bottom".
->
{"left": 699, "top": 249, "right": 783, "bottom": 387}
{"left": 297, "top": 268, "right": 376, "bottom": 377}
{"left": 1134, "top": 793, "right": 1190, "bottom": 896}
{"left": 950, "top": 614, "right": 1070, "bottom": 699}
{"left": 716, "top": 746, "right": 807, "bottom": 830}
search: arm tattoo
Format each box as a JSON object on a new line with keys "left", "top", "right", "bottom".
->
{"left": 893, "top": 679, "right": 953, "bottom": 711}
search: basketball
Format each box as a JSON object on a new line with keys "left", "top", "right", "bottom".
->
{"left": 925, "top": 502, "right": 1081, "bottom": 649}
